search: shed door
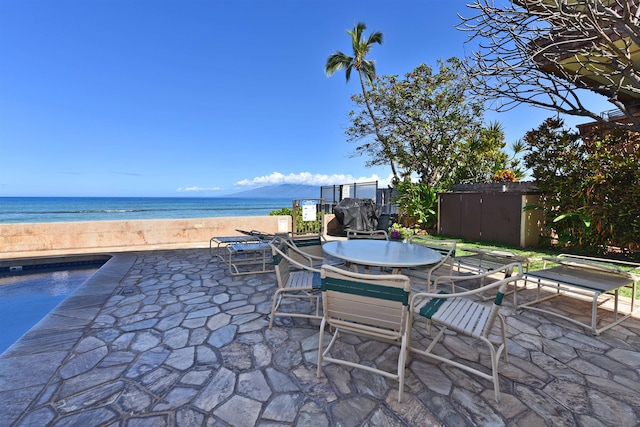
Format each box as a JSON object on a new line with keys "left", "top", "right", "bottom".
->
{"left": 480, "top": 194, "right": 522, "bottom": 246}
{"left": 460, "top": 194, "right": 482, "bottom": 241}
{"left": 439, "top": 193, "right": 462, "bottom": 236}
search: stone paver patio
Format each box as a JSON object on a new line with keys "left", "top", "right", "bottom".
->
{"left": 1, "top": 248, "right": 639, "bottom": 426}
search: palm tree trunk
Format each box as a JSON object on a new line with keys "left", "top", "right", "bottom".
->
{"left": 358, "top": 70, "right": 398, "bottom": 180}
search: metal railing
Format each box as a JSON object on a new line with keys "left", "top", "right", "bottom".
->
{"left": 320, "top": 181, "right": 398, "bottom": 216}
{"left": 601, "top": 108, "right": 625, "bottom": 120}
{"left": 320, "top": 181, "right": 378, "bottom": 204}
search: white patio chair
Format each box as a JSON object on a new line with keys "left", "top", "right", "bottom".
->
{"left": 268, "top": 236, "right": 323, "bottom": 329}
{"left": 317, "top": 264, "right": 412, "bottom": 402}
{"left": 409, "top": 262, "right": 522, "bottom": 402}
{"left": 404, "top": 236, "right": 457, "bottom": 291}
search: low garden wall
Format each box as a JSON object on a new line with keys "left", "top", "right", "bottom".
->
{"left": 0, "top": 216, "right": 292, "bottom": 259}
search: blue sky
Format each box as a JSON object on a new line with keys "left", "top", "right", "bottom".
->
{"left": 0, "top": 0, "right": 611, "bottom": 197}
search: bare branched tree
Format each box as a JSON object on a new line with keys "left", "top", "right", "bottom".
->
{"left": 459, "top": 0, "right": 640, "bottom": 132}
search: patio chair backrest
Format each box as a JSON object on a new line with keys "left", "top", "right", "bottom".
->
{"left": 282, "top": 234, "right": 326, "bottom": 262}
{"left": 406, "top": 236, "right": 457, "bottom": 284}
{"left": 270, "top": 237, "right": 292, "bottom": 289}
{"left": 408, "top": 236, "right": 456, "bottom": 258}
{"left": 288, "top": 234, "right": 323, "bottom": 248}
{"left": 320, "top": 264, "right": 411, "bottom": 338}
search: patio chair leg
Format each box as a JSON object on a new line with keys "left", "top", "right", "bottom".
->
{"left": 499, "top": 317, "right": 508, "bottom": 363}
{"left": 269, "top": 291, "right": 283, "bottom": 329}
{"left": 397, "top": 335, "right": 408, "bottom": 402}
{"left": 317, "top": 318, "right": 327, "bottom": 378}
{"left": 484, "top": 337, "right": 501, "bottom": 402}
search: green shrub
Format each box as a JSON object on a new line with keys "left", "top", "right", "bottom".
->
{"left": 269, "top": 207, "right": 292, "bottom": 216}
{"left": 393, "top": 180, "right": 438, "bottom": 231}
{"left": 523, "top": 118, "right": 639, "bottom": 258}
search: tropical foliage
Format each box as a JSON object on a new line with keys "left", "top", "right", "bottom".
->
{"left": 455, "top": 122, "right": 525, "bottom": 184}
{"left": 392, "top": 180, "right": 438, "bottom": 231}
{"left": 346, "top": 58, "right": 513, "bottom": 188}
{"left": 327, "top": 25, "right": 524, "bottom": 233}
{"left": 523, "top": 118, "right": 640, "bottom": 255}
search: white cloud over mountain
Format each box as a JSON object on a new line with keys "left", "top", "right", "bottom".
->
{"left": 235, "top": 172, "right": 392, "bottom": 188}
{"left": 176, "top": 172, "right": 393, "bottom": 194}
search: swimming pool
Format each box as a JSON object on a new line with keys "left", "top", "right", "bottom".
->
{"left": 0, "top": 259, "right": 107, "bottom": 355}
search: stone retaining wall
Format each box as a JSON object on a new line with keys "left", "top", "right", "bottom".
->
{"left": 0, "top": 216, "right": 292, "bottom": 259}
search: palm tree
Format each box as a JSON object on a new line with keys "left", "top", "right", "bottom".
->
{"left": 325, "top": 22, "right": 381, "bottom": 90}
{"left": 326, "top": 22, "right": 398, "bottom": 179}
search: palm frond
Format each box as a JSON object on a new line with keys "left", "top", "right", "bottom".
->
{"left": 326, "top": 52, "right": 353, "bottom": 79}
{"left": 327, "top": 21, "right": 382, "bottom": 85}
{"left": 345, "top": 65, "right": 354, "bottom": 82}
{"left": 360, "top": 60, "right": 377, "bottom": 84}
{"left": 349, "top": 22, "right": 367, "bottom": 50}
{"left": 367, "top": 31, "right": 383, "bottom": 46}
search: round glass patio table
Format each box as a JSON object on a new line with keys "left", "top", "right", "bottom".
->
{"left": 322, "top": 240, "right": 441, "bottom": 273}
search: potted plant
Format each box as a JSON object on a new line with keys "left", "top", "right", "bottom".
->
{"left": 388, "top": 223, "right": 416, "bottom": 242}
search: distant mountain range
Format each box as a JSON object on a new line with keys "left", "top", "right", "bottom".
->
{"left": 225, "top": 184, "right": 321, "bottom": 199}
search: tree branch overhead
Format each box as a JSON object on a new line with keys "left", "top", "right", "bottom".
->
{"left": 459, "top": 0, "right": 640, "bottom": 132}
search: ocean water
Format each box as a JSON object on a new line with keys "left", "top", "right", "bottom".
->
{"left": 0, "top": 197, "right": 293, "bottom": 224}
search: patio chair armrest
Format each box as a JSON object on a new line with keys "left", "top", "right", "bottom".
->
{"left": 434, "top": 262, "right": 522, "bottom": 285}
{"left": 410, "top": 269, "right": 523, "bottom": 308}
{"left": 297, "top": 250, "right": 325, "bottom": 264}
{"left": 286, "top": 254, "right": 322, "bottom": 273}
{"left": 299, "top": 252, "right": 341, "bottom": 269}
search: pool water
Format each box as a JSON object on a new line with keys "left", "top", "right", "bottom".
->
{"left": 0, "top": 266, "right": 100, "bottom": 355}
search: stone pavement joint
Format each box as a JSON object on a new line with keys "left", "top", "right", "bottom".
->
{"left": 0, "top": 249, "right": 639, "bottom": 426}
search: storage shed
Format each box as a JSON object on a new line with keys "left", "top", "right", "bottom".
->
{"left": 438, "top": 182, "right": 544, "bottom": 247}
